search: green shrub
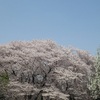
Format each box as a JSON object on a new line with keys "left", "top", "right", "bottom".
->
{"left": 88, "top": 48, "right": 100, "bottom": 99}
{"left": 0, "top": 71, "right": 9, "bottom": 99}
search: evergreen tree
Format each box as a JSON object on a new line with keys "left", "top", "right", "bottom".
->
{"left": 88, "top": 48, "right": 100, "bottom": 99}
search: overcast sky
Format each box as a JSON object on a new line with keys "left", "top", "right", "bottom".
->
{"left": 0, "top": 0, "right": 100, "bottom": 55}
